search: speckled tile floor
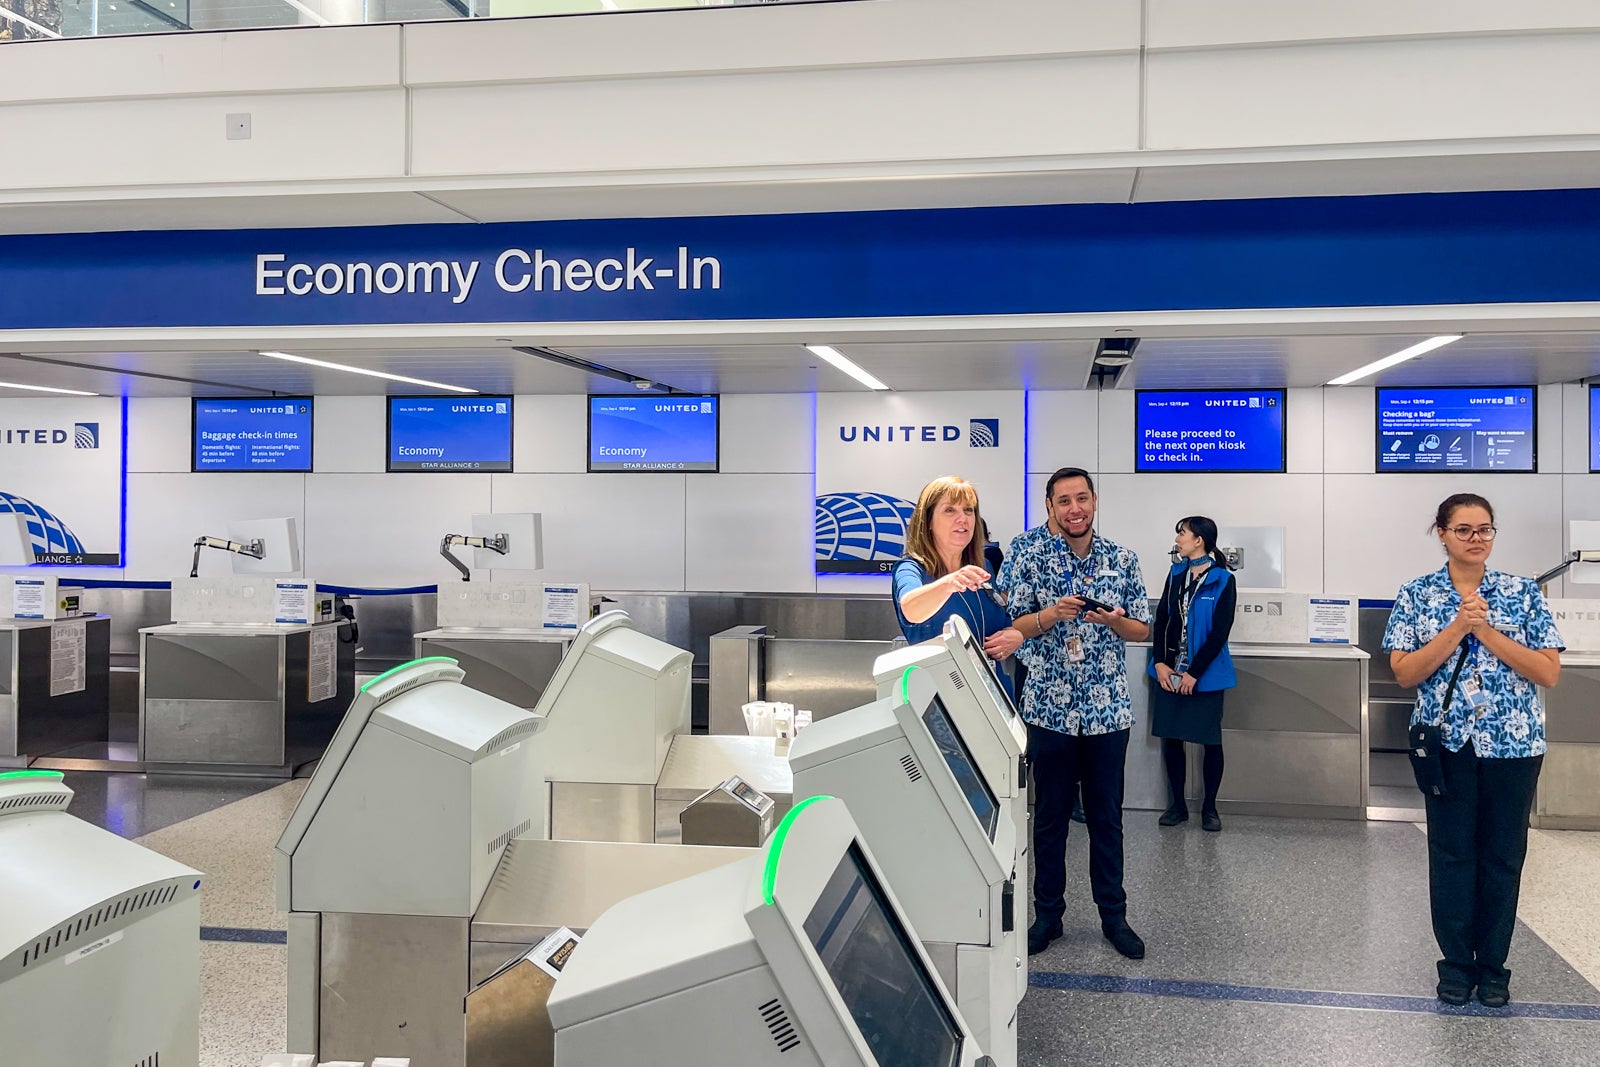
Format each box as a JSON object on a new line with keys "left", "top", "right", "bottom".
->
{"left": 62, "top": 775, "right": 1600, "bottom": 1066}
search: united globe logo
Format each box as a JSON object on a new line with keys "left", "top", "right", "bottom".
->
{"left": 74, "top": 423, "right": 99, "bottom": 449}
{"left": 0, "top": 491, "right": 87, "bottom": 556}
{"left": 814, "top": 492, "right": 915, "bottom": 563}
{"left": 969, "top": 419, "right": 999, "bottom": 447}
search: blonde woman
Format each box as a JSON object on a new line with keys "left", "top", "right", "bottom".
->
{"left": 893, "top": 477, "right": 1023, "bottom": 684}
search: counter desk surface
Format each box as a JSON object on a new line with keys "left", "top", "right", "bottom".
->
{"left": 414, "top": 626, "right": 574, "bottom": 642}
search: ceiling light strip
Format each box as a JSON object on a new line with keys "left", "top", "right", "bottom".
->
{"left": 260, "top": 351, "right": 477, "bottom": 394}
{"left": 1326, "top": 335, "right": 1463, "bottom": 386}
{"left": 0, "top": 380, "right": 97, "bottom": 396}
{"left": 806, "top": 345, "right": 889, "bottom": 391}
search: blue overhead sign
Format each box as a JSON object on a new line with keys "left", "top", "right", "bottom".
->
{"left": 5, "top": 189, "right": 1600, "bottom": 330}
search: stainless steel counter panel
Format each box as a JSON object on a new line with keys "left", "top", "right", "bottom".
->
{"left": 1533, "top": 654, "right": 1600, "bottom": 830}
{"left": 138, "top": 620, "right": 355, "bottom": 775}
{"left": 1129, "top": 645, "right": 1369, "bottom": 820}
{"left": 471, "top": 838, "right": 751, "bottom": 945}
{"left": 413, "top": 629, "right": 570, "bottom": 712}
{"left": 708, "top": 628, "right": 902, "bottom": 734}
{"left": 0, "top": 616, "right": 112, "bottom": 764}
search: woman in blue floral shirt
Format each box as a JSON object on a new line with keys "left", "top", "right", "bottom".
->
{"left": 1383, "top": 493, "right": 1563, "bottom": 1009}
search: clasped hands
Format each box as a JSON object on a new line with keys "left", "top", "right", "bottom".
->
{"left": 1451, "top": 592, "right": 1494, "bottom": 639}
{"left": 1154, "top": 663, "right": 1199, "bottom": 695}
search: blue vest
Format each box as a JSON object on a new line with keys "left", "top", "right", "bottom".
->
{"left": 1148, "top": 561, "right": 1237, "bottom": 691}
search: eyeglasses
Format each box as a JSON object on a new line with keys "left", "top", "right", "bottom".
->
{"left": 1446, "top": 525, "right": 1498, "bottom": 542}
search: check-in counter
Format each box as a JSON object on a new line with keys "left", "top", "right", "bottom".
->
{"left": 707, "top": 624, "right": 903, "bottom": 734}
{"left": 413, "top": 628, "right": 571, "bottom": 711}
{"left": 139, "top": 620, "right": 355, "bottom": 775}
{"left": 1129, "top": 644, "right": 1370, "bottom": 820}
{"left": 1533, "top": 651, "right": 1600, "bottom": 830}
{"left": 0, "top": 615, "right": 111, "bottom": 767}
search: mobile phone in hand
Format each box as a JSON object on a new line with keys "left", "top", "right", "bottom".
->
{"left": 1076, "top": 595, "right": 1115, "bottom": 615}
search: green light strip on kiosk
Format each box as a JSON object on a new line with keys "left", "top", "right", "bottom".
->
{"left": 762, "top": 795, "right": 833, "bottom": 906}
{"left": 898, "top": 665, "right": 921, "bottom": 704}
{"left": 359, "top": 656, "right": 460, "bottom": 694}
{"left": 0, "top": 770, "right": 66, "bottom": 780}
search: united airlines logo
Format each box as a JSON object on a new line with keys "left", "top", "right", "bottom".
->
{"left": 969, "top": 419, "right": 999, "bottom": 447}
{"left": 815, "top": 492, "right": 915, "bottom": 563}
{"left": 74, "top": 423, "right": 99, "bottom": 449}
{"left": 0, "top": 491, "right": 87, "bottom": 556}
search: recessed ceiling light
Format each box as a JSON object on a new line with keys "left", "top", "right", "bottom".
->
{"left": 0, "top": 380, "right": 97, "bottom": 396}
{"left": 1327, "top": 335, "right": 1463, "bottom": 386}
{"left": 260, "top": 351, "right": 477, "bottom": 394}
{"left": 805, "top": 345, "right": 888, "bottom": 391}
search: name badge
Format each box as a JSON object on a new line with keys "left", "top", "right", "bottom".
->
{"left": 1460, "top": 674, "right": 1490, "bottom": 711}
{"left": 1067, "top": 636, "right": 1086, "bottom": 663}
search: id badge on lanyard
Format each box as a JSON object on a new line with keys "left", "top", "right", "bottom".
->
{"left": 1061, "top": 545, "right": 1088, "bottom": 663}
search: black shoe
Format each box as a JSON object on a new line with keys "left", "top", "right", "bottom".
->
{"left": 1027, "top": 919, "right": 1063, "bottom": 956}
{"left": 1102, "top": 920, "right": 1145, "bottom": 960}
{"left": 1436, "top": 978, "right": 1473, "bottom": 1006}
{"left": 1477, "top": 983, "right": 1510, "bottom": 1008}
{"left": 1071, "top": 802, "right": 1087, "bottom": 824}
{"left": 1201, "top": 810, "right": 1222, "bottom": 832}
{"left": 1158, "top": 805, "right": 1189, "bottom": 827}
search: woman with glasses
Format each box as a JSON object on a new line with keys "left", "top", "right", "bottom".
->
{"left": 893, "top": 476, "right": 1023, "bottom": 688}
{"left": 1148, "top": 516, "right": 1238, "bottom": 832}
{"left": 1383, "top": 493, "right": 1563, "bottom": 1008}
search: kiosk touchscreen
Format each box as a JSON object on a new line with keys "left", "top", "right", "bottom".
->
{"left": 873, "top": 615, "right": 1027, "bottom": 799}
{"left": 548, "top": 796, "right": 995, "bottom": 1067}
{"left": 788, "top": 669, "right": 1021, "bottom": 1067}
{"left": 527, "top": 610, "right": 694, "bottom": 841}
{"left": 0, "top": 770, "right": 203, "bottom": 1067}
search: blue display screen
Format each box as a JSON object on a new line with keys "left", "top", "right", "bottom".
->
{"left": 192, "top": 398, "right": 313, "bottom": 472}
{"left": 1136, "top": 390, "right": 1286, "bottom": 473}
{"left": 1376, "top": 387, "right": 1535, "bottom": 473}
{"left": 387, "top": 396, "right": 513, "bottom": 472}
{"left": 588, "top": 395, "right": 719, "bottom": 472}
{"left": 1590, "top": 387, "right": 1600, "bottom": 473}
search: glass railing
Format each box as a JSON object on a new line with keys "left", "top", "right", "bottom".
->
{"left": 2, "top": 0, "right": 830, "bottom": 42}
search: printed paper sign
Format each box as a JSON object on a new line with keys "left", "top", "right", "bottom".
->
{"left": 274, "top": 581, "right": 312, "bottom": 624}
{"left": 13, "top": 578, "right": 47, "bottom": 619}
{"left": 542, "top": 584, "right": 583, "bottom": 630}
{"left": 1308, "top": 597, "right": 1356, "bottom": 645}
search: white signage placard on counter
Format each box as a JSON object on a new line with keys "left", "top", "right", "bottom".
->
{"left": 274, "top": 581, "right": 312, "bottom": 625}
{"left": 50, "top": 618, "right": 88, "bottom": 696}
{"left": 13, "top": 578, "right": 47, "bottom": 619}
{"left": 1307, "top": 597, "right": 1356, "bottom": 644}
{"left": 308, "top": 624, "right": 337, "bottom": 703}
{"left": 1547, "top": 600, "right": 1600, "bottom": 652}
{"left": 541, "top": 584, "right": 584, "bottom": 630}
{"left": 527, "top": 926, "right": 581, "bottom": 980}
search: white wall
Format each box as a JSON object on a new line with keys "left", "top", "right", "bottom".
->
{"left": 8, "top": 384, "right": 1594, "bottom": 598}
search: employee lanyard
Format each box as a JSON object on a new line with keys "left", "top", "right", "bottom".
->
{"left": 1057, "top": 533, "right": 1094, "bottom": 599}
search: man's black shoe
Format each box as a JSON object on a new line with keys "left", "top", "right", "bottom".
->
{"left": 1071, "top": 800, "right": 1087, "bottom": 824}
{"left": 1102, "top": 920, "right": 1145, "bottom": 960}
{"left": 1027, "top": 919, "right": 1063, "bottom": 956}
{"left": 1158, "top": 805, "right": 1189, "bottom": 827}
{"left": 1477, "top": 983, "right": 1510, "bottom": 1008}
{"left": 1201, "top": 810, "right": 1222, "bottom": 832}
{"left": 1436, "top": 978, "right": 1473, "bottom": 1006}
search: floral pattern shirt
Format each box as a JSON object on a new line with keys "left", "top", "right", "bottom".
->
{"left": 996, "top": 526, "right": 1151, "bottom": 736}
{"left": 1382, "top": 566, "right": 1565, "bottom": 758}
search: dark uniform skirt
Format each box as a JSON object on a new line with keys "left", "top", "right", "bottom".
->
{"left": 1149, "top": 684, "right": 1225, "bottom": 746}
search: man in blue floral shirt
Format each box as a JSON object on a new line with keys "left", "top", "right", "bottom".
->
{"left": 996, "top": 467, "right": 1151, "bottom": 960}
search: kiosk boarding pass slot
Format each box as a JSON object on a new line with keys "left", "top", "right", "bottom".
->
{"left": 679, "top": 775, "right": 776, "bottom": 848}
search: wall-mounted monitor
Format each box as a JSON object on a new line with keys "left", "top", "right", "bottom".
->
{"left": 1135, "top": 389, "right": 1286, "bottom": 473}
{"left": 387, "top": 395, "right": 513, "bottom": 473}
{"left": 1375, "top": 386, "right": 1536, "bottom": 473}
{"left": 1590, "top": 386, "right": 1599, "bottom": 473}
{"left": 192, "top": 397, "right": 313, "bottom": 472}
{"left": 588, "top": 394, "right": 719, "bottom": 472}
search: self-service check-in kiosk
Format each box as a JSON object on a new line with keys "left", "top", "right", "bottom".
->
{"left": 276, "top": 656, "right": 753, "bottom": 1067}
{"left": 788, "top": 668, "right": 1023, "bottom": 1067}
{"left": 548, "top": 796, "right": 997, "bottom": 1067}
{"left": 0, "top": 769, "right": 202, "bottom": 1067}
{"left": 872, "top": 615, "right": 1029, "bottom": 896}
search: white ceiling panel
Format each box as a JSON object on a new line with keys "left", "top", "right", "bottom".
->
{"left": 0, "top": 192, "right": 473, "bottom": 236}
{"left": 2, "top": 331, "right": 1596, "bottom": 399}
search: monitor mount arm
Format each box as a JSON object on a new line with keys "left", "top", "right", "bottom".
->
{"left": 440, "top": 533, "right": 509, "bottom": 582}
{"left": 1535, "top": 549, "right": 1600, "bottom": 592}
{"left": 190, "top": 535, "right": 265, "bottom": 578}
